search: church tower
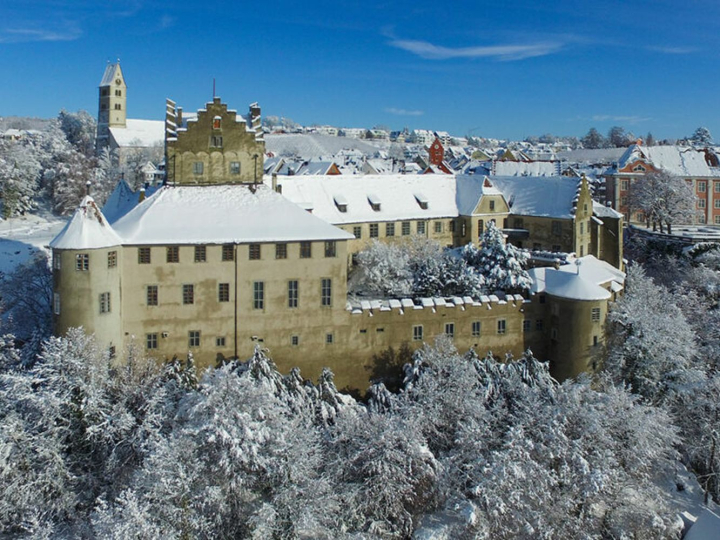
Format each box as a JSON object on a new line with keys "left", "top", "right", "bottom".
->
{"left": 97, "top": 62, "right": 127, "bottom": 152}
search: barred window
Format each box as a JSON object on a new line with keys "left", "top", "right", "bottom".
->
{"left": 249, "top": 244, "right": 261, "bottom": 260}
{"left": 321, "top": 278, "right": 332, "bottom": 307}
{"left": 353, "top": 226, "right": 362, "bottom": 239}
{"left": 369, "top": 223, "right": 379, "bottom": 238}
{"left": 253, "top": 281, "right": 264, "bottom": 309}
{"left": 417, "top": 221, "right": 426, "bottom": 235}
{"left": 402, "top": 221, "right": 411, "bottom": 236}
{"left": 167, "top": 246, "right": 179, "bottom": 263}
{"left": 147, "top": 285, "right": 158, "bottom": 306}
{"left": 386, "top": 223, "right": 395, "bottom": 237}
{"left": 222, "top": 244, "right": 234, "bottom": 261}
{"left": 138, "top": 247, "right": 151, "bottom": 264}
{"left": 182, "top": 284, "right": 194, "bottom": 305}
{"left": 194, "top": 245, "right": 206, "bottom": 262}
{"left": 99, "top": 292, "right": 111, "bottom": 314}
{"left": 591, "top": 307, "right": 601, "bottom": 322}
{"left": 107, "top": 251, "right": 117, "bottom": 268}
{"left": 218, "top": 283, "right": 230, "bottom": 302}
{"left": 434, "top": 221, "right": 443, "bottom": 233}
{"left": 324, "top": 241, "right": 336, "bottom": 258}
{"left": 276, "top": 243, "right": 287, "bottom": 259}
{"left": 76, "top": 253, "right": 89, "bottom": 271}
{"left": 300, "top": 242, "right": 312, "bottom": 258}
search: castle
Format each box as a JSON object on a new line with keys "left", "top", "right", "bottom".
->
{"left": 48, "top": 66, "right": 626, "bottom": 391}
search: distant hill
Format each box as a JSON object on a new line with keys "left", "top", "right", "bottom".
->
{"left": 0, "top": 116, "right": 53, "bottom": 131}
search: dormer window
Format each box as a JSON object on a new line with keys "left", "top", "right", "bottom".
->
{"left": 333, "top": 194, "right": 348, "bottom": 213}
{"left": 414, "top": 192, "right": 429, "bottom": 210}
{"left": 213, "top": 116, "right": 222, "bottom": 129}
{"left": 632, "top": 164, "right": 646, "bottom": 172}
{"left": 368, "top": 193, "right": 381, "bottom": 212}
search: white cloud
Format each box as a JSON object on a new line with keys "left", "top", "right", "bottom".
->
{"left": 646, "top": 45, "right": 697, "bottom": 54}
{"left": 388, "top": 38, "right": 562, "bottom": 61}
{"left": 0, "top": 25, "right": 81, "bottom": 43}
{"left": 385, "top": 107, "right": 424, "bottom": 116}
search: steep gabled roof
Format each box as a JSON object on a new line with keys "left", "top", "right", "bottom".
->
{"left": 483, "top": 175, "right": 581, "bottom": 219}
{"left": 99, "top": 63, "right": 123, "bottom": 87}
{"left": 50, "top": 196, "right": 122, "bottom": 250}
{"left": 617, "top": 144, "right": 720, "bottom": 177}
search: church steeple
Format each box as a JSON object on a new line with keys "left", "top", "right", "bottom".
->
{"left": 97, "top": 62, "right": 127, "bottom": 152}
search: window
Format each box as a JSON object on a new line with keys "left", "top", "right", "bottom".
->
{"left": 53, "top": 253, "right": 61, "bottom": 270}
{"left": 445, "top": 322, "right": 455, "bottom": 338}
{"left": 210, "top": 136, "right": 223, "bottom": 148}
{"left": 497, "top": 319, "right": 506, "bottom": 335}
{"left": 291, "top": 335, "right": 299, "bottom": 346}
{"left": 288, "top": 280, "right": 298, "bottom": 308}
{"left": 621, "top": 196, "right": 628, "bottom": 206}
{"left": 632, "top": 165, "right": 646, "bottom": 172}
{"left": 699, "top": 199, "right": 706, "bottom": 209}
{"left": 114, "top": 103, "right": 122, "bottom": 110}
{"left": 434, "top": 221, "right": 443, "bottom": 234}
{"left": 536, "top": 319, "right": 544, "bottom": 331}
{"left": 213, "top": 117, "right": 221, "bottom": 129}
{"left": 249, "top": 243, "right": 261, "bottom": 260}
{"left": 324, "top": 241, "right": 336, "bottom": 258}
{"left": 620, "top": 180, "right": 629, "bottom": 193}
{"left": 167, "top": 246, "right": 179, "bottom": 263}
{"left": 230, "top": 161, "right": 241, "bottom": 175}
{"left": 353, "top": 226, "right": 362, "bottom": 239}
{"left": 580, "top": 245, "right": 584, "bottom": 256}
{"left": 591, "top": 307, "right": 601, "bottom": 322}
{"left": 523, "top": 319, "right": 531, "bottom": 333}
{"left": 146, "top": 333, "right": 158, "bottom": 350}
{"left": 580, "top": 222, "right": 584, "bottom": 235}
{"left": 76, "top": 253, "right": 89, "bottom": 271}
{"left": 402, "top": 221, "right": 411, "bottom": 236}
{"left": 253, "top": 281, "right": 264, "bottom": 309}
{"left": 193, "top": 162, "right": 204, "bottom": 175}
{"left": 417, "top": 221, "right": 426, "bottom": 235}
{"left": 699, "top": 181, "right": 707, "bottom": 193}
{"left": 194, "top": 246, "right": 206, "bottom": 262}
{"left": 413, "top": 325, "right": 423, "bottom": 341}
{"left": 552, "top": 221, "right": 562, "bottom": 236}
{"left": 716, "top": 216, "right": 720, "bottom": 225}
{"left": 216, "top": 337, "right": 226, "bottom": 347}
{"left": 276, "top": 243, "right": 287, "bottom": 259}
{"left": 472, "top": 321, "right": 481, "bottom": 337}
{"left": 715, "top": 181, "right": 720, "bottom": 193}
{"left": 326, "top": 333, "right": 334, "bottom": 344}
{"left": 53, "top": 293, "right": 60, "bottom": 315}
{"left": 99, "top": 292, "right": 111, "bottom": 314}
{"left": 147, "top": 285, "right": 158, "bottom": 306}
{"left": 115, "top": 89, "right": 121, "bottom": 97}
{"left": 321, "top": 278, "right": 332, "bottom": 306}
{"left": 107, "top": 251, "right": 117, "bottom": 268}
{"left": 386, "top": 223, "right": 395, "bottom": 237}
{"left": 489, "top": 200, "right": 495, "bottom": 211}
{"left": 300, "top": 242, "right": 312, "bottom": 258}
{"left": 182, "top": 284, "right": 194, "bottom": 305}
{"left": 593, "top": 336, "right": 598, "bottom": 347}
{"left": 450, "top": 220, "right": 456, "bottom": 233}
{"left": 714, "top": 200, "right": 720, "bottom": 209}
{"left": 478, "top": 220, "right": 484, "bottom": 235}
{"left": 218, "top": 283, "right": 230, "bottom": 302}
{"left": 189, "top": 330, "right": 200, "bottom": 348}
{"left": 138, "top": 247, "right": 151, "bottom": 264}
{"left": 369, "top": 223, "right": 379, "bottom": 238}
{"left": 222, "top": 244, "right": 234, "bottom": 261}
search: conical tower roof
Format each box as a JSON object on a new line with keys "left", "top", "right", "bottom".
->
{"left": 50, "top": 195, "right": 122, "bottom": 250}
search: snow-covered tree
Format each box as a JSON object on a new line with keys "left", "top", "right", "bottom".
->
{"left": 628, "top": 170, "right": 696, "bottom": 233}
{"left": 690, "top": 126, "right": 713, "bottom": 147}
{"left": 580, "top": 127, "right": 606, "bottom": 149}
{"left": 463, "top": 220, "right": 532, "bottom": 293}
{"left": 57, "top": 110, "right": 96, "bottom": 158}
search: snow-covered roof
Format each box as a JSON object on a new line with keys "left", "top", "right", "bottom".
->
{"left": 274, "top": 174, "right": 458, "bottom": 225}
{"left": 484, "top": 175, "right": 581, "bottom": 219}
{"left": 110, "top": 119, "right": 165, "bottom": 148}
{"left": 112, "top": 184, "right": 353, "bottom": 245}
{"left": 455, "top": 175, "right": 504, "bottom": 215}
{"left": 592, "top": 200, "right": 623, "bottom": 219}
{"left": 557, "top": 255, "right": 625, "bottom": 288}
{"left": 99, "top": 63, "right": 121, "bottom": 86}
{"left": 264, "top": 133, "right": 389, "bottom": 160}
{"left": 617, "top": 144, "right": 720, "bottom": 177}
{"left": 529, "top": 266, "right": 611, "bottom": 301}
{"left": 492, "top": 161, "right": 560, "bottom": 176}
{"left": 102, "top": 179, "right": 161, "bottom": 224}
{"left": 50, "top": 196, "right": 122, "bottom": 250}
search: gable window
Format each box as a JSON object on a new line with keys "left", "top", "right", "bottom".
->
{"left": 253, "top": 281, "right": 264, "bottom": 309}
{"left": 193, "top": 162, "right": 204, "bottom": 175}
{"left": 333, "top": 195, "right": 348, "bottom": 213}
{"left": 210, "top": 136, "right": 223, "bottom": 148}
{"left": 324, "top": 241, "right": 336, "bottom": 258}
{"left": 99, "top": 292, "right": 111, "bottom": 314}
{"left": 222, "top": 244, "right": 234, "bottom": 261}
{"left": 369, "top": 224, "right": 379, "bottom": 238}
{"left": 213, "top": 117, "right": 221, "bottom": 129}
{"left": 288, "top": 280, "right": 298, "bottom": 308}
{"left": 386, "top": 223, "right": 395, "bottom": 237}
{"left": 489, "top": 200, "right": 495, "bottom": 211}
{"left": 76, "top": 253, "right": 89, "bottom": 271}
{"left": 249, "top": 243, "right": 261, "bottom": 260}
{"left": 182, "top": 284, "right": 194, "bottom": 305}
{"left": 146, "top": 285, "right": 158, "bottom": 306}
{"left": 230, "top": 161, "right": 240, "bottom": 175}
{"left": 138, "top": 247, "right": 151, "bottom": 264}
{"left": 218, "top": 283, "right": 230, "bottom": 302}
{"left": 107, "top": 251, "right": 117, "bottom": 268}
{"left": 300, "top": 241, "right": 312, "bottom": 258}
{"left": 353, "top": 226, "right": 362, "bottom": 239}
{"left": 632, "top": 164, "right": 646, "bottom": 172}
{"left": 321, "top": 278, "right": 332, "bottom": 307}
{"left": 413, "top": 325, "right": 423, "bottom": 341}
{"left": 194, "top": 245, "right": 206, "bottom": 262}
{"left": 166, "top": 246, "right": 179, "bottom": 263}
{"left": 402, "top": 221, "right": 411, "bottom": 236}
{"left": 276, "top": 243, "right": 287, "bottom": 259}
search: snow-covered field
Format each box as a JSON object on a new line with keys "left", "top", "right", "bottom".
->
{"left": 0, "top": 211, "right": 67, "bottom": 275}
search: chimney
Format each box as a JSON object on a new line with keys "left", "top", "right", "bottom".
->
{"left": 85, "top": 180, "right": 92, "bottom": 196}
{"left": 272, "top": 173, "right": 278, "bottom": 192}
{"left": 138, "top": 188, "right": 146, "bottom": 203}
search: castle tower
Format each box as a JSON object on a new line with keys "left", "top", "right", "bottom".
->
{"left": 97, "top": 62, "right": 127, "bottom": 152}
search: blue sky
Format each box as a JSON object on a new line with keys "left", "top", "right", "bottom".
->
{"left": 0, "top": 0, "right": 718, "bottom": 140}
